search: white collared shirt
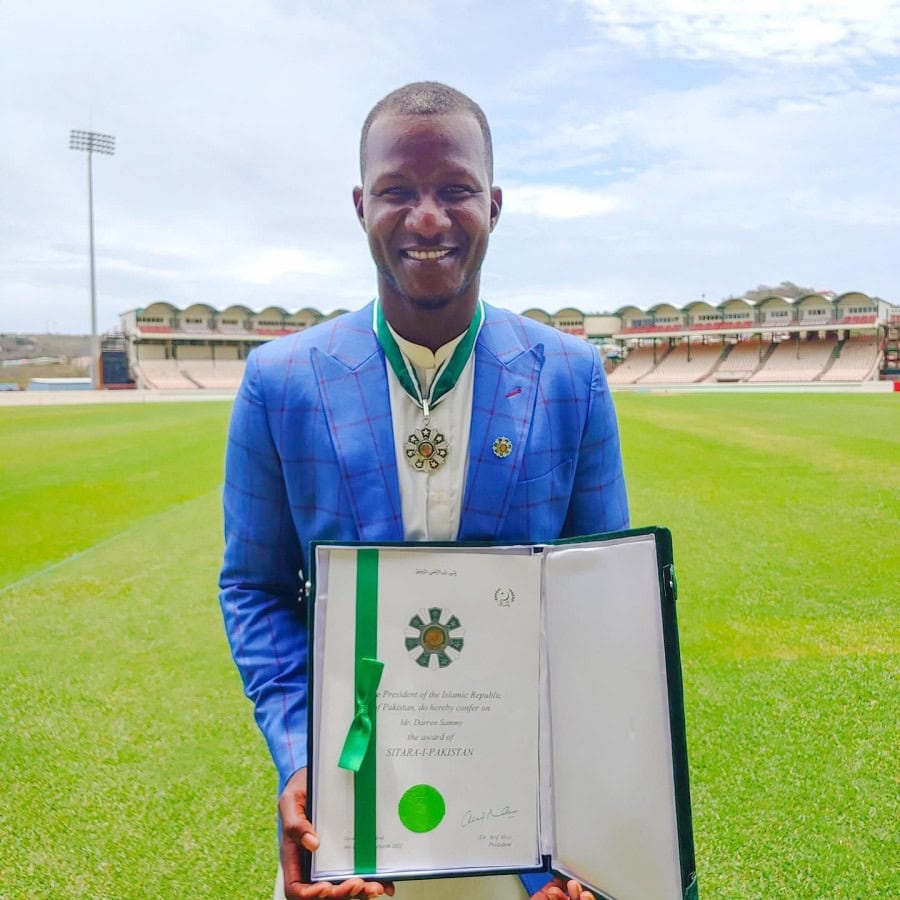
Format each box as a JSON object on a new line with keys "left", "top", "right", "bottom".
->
{"left": 383, "top": 324, "right": 475, "bottom": 542}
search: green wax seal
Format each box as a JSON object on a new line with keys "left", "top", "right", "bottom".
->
{"left": 398, "top": 784, "right": 446, "bottom": 833}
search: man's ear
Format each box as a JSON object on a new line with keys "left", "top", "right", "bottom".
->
{"left": 489, "top": 186, "right": 502, "bottom": 232}
{"left": 352, "top": 186, "right": 366, "bottom": 231}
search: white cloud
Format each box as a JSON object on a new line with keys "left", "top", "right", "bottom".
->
{"left": 578, "top": 0, "right": 900, "bottom": 64}
{"left": 1, "top": 0, "right": 898, "bottom": 332}
{"left": 503, "top": 184, "right": 625, "bottom": 218}
{"left": 228, "top": 248, "right": 341, "bottom": 284}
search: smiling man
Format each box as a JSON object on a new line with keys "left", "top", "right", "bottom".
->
{"left": 219, "top": 82, "right": 629, "bottom": 900}
{"left": 354, "top": 104, "right": 500, "bottom": 350}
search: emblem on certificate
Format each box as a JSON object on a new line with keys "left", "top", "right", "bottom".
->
{"left": 405, "top": 607, "right": 465, "bottom": 669}
{"left": 405, "top": 426, "right": 449, "bottom": 472}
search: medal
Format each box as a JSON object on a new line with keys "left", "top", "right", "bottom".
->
{"left": 375, "top": 300, "right": 484, "bottom": 474}
{"left": 405, "top": 425, "right": 449, "bottom": 472}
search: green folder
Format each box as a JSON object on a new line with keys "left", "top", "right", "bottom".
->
{"left": 305, "top": 526, "right": 697, "bottom": 900}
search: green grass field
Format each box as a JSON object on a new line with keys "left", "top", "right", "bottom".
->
{"left": 1, "top": 394, "right": 897, "bottom": 898}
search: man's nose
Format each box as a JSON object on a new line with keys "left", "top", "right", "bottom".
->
{"left": 406, "top": 195, "right": 450, "bottom": 238}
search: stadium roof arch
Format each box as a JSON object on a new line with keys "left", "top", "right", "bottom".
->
{"left": 683, "top": 298, "right": 719, "bottom": 317}
{"left": 683, "top": 298, "right": 716, "bottom": 310}
{"left": 253, "top": 305, "right": 290, "bottom": 319}
{"left": 220, "top": 303, "right": 254, "bottom": 316}
{"left": 613, "top": 304, "right": 644, "bottom": 317}
{"left": 754, "top": 294, "right": 796, "bottom": 310}
{"left": 181, "top": 302, "right": 217, "bottom": 317}
{"left": 795, "top": 293, "right": 835, "bottom": 311}
{"left": 646, "top": 302, "right": 682, "bottom": 318}
{"left": 834, "top": 291, "right": 875, "bottom": 308}
{"left": 137, "top": 301, "right": 178, "bottom": 317}
{"left": 717, "top": 296, "right": 754, "bottom": 313}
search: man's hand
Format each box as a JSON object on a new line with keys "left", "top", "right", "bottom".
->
{"left": 278, "top": 768, "right": 394, "bottom": 899}
{"left": 531, "top": 877, "right": 595, "bottom": 900}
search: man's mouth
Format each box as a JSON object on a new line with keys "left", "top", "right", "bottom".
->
{"left": 402, "top": 248, "right": 454, "bottom": 261}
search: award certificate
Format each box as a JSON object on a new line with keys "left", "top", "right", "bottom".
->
{"left": 307, "top": 529, "right": 698, "bottom": 900}
{"left": 310, "top": 547, "right": 543, "bottom": 879}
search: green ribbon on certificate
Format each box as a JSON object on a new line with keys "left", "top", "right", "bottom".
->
{"left": 337, "top": 657, "right": 384, "bottom": 772}
{"left": 344, "top": 548, "right": 379, "bottom": 873}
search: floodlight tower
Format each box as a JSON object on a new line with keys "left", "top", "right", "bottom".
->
{"left": 69, "top": 129, "right": 115, "bottom": 389}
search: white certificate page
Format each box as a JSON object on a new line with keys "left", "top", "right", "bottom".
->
{"left": 311, "top": 547, "right": 543, "bottom": 879}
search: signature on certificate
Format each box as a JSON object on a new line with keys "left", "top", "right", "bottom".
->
{"left": 460, "top": 805, "right": 519, "bottom": 828}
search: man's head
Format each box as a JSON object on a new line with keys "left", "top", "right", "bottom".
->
{"left": 354, "top": 82, "right": 502, "bottom": 349}
{"left": 359, "top": 81, "right": 493, "bottom": 183}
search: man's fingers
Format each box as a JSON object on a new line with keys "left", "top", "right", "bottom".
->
{"left": 281, "top": 817, "right": 318, "bottom": 854}
{"left": 536, "top": 877, "right": 593, "bottom": 900}
{"left": 280, "top": 832, "right": 304, "bottom": 889}
{"left": 282, "top": 873, "right": 391, "bottom": 900}
{"left": 565, "top": 879, "right": 594, "bottom": 900}
{"left": 279, "top": 768, "right": 320, "bottom": 852}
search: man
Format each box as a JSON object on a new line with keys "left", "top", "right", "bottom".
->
{"left": 219, "top": 82, "right": 628, "bottom": 900}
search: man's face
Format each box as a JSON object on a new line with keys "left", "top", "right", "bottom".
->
{"left": 354, "top": 112, "right": 501, "bottom": 320}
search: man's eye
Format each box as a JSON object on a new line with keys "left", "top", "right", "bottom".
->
{"left": 377, "top": 186, "right": 411, "bottom": 198}
{"left": 443, "top": 185, "right": 475, "bottom": 197}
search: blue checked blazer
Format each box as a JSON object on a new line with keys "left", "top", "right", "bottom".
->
{"left": 219, "top": 301, "right": 628, "bottom": 792}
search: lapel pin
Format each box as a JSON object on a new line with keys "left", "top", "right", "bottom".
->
{"left": 492, "top": 436, "right": 513, "bottom": 459}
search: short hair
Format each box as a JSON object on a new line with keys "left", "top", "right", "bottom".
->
{"left": 360, "top": 81, "right": 493, "bottom": 182}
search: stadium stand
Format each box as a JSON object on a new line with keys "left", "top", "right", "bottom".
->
{"left": 115, "top": 292, "right": 896, "bottom": 391}
{"left": 709, "top": 339, "right": 765, "bottom": 382}
{"left": 134, "top": 360, "right": 199, "bottom": 390}
{"left": 748, "top": 336, "right": 836, "bottom": 382}
{"left": 179, "top": 360, "right": 245, "bottom": 390}
{"left": 607, "top": 345, "right": 669, "bottom": 385}
{"left": 819, "top": 335, "right": 881, "bottom": 382}
{"left": 637, "top": 341, "right": 722, "bottom": 384}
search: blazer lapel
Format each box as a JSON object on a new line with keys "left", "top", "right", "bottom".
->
{"left": 458, "top": 317, "right": 544, "bottom": 541}
{"left": 312, "top": 310, "right": 404, "bottom": 542}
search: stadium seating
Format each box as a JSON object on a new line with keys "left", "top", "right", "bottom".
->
{"left": 607, "top": 345, "right": 669, "bottom": 384}
{"left": 819, "top": 335, "right": 880, "bottom": 381}
{"left": 709, "top": 340, "right": 765, "bottom": 382}
{"left": 748, "top": 337, "right": 836, "bottom": 382}
{"left": 637, "top": 342, "right": 722, "bottom": 384}
{"left": 134, "top": 360, "right": 197, "bottom": 389}
{"left": 180, "top": 360, "right": 246, "bottom": 389}
{"left": 133, "top": 358, "right": 248, "bottom": 390}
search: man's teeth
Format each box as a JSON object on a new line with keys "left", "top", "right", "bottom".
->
{"left": 405, "top": 249, "right": 451, "bottom": 260}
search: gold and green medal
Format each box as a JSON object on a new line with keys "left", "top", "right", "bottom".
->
{"left": 375, "top": 300, "right": 484, "bottom": 473}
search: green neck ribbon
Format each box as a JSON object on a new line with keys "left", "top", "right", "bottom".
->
{"left": 374, "top": 300, "right": 484, "bottom": 421}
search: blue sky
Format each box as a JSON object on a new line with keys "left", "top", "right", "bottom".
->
{"left": 1, "top": 0, "right": 898, "bottom": 333}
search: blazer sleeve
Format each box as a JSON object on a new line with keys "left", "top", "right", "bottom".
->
{"left": 218, "top": 350, "right": 309, "bottom": 791}
{"left": 561, "top": 352, "right": 629, "bottom": 537}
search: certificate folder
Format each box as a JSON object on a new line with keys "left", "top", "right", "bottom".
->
{"left": 306, "top": 527, "right": 697, "bottom": 900}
